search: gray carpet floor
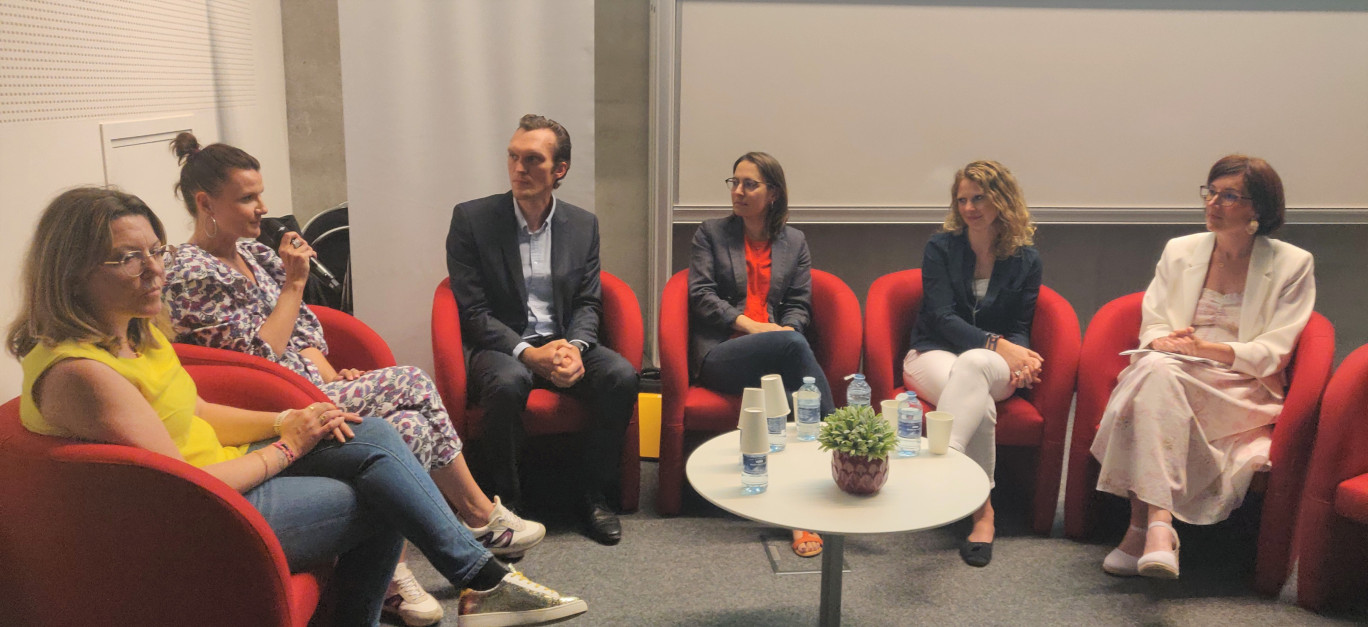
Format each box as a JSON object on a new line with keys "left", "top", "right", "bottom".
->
{"left": 394, "top": 457, "right": 1368, "bottom": 626}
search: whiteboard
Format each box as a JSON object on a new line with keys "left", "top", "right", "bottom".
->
{"left": 669, "top": 1, "right": 1368, "bottom": 223}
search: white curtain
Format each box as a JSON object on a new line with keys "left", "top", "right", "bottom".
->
{"left": 338, "top": 0, "right": 595, "bottom": 372}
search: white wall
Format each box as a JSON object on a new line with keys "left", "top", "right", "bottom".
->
{"left": 339, "top": 0, "right": 595, "bottom": 372}
{"left": 668, "top": 1, "right": 1368, "bottom": 220}
{"left": 0, "top": 0, "right": 293, "bottom": 398}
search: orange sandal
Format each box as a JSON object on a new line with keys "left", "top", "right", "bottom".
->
{"left": 792, "top": 530, "right": 823, "bottom": 558}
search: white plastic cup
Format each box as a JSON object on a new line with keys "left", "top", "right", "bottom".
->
{"left": 739, "top": 407, "right": 770, "bottom": 455}
{"left": 759, "top": 374, "right": 789, "bottom": 417}
{"left": 926, "top": 410, "right": 954, "bottom": 455}
{"left": 740, "top": 387, "right": 765, "bottom": 421}
{"left": 880, "top": 398, "right": 900, "bottom": 433}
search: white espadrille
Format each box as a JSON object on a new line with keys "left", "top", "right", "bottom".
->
{"left": 1136, "top": 521, "right": 1181, "bottom": 579}
{"left": 1102, "top": 525, "right": 1145, "bottom": 576}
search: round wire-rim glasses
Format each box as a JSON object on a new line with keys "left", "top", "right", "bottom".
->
{"left": 103, "top": 244, "right": 173, "bottom": 277}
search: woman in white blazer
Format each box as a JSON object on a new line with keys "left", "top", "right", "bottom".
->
{"left": 1090, "top": 155, "right": 1315, "bottom": 580}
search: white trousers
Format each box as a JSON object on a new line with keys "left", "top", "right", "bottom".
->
{"left": 902, "top": 348, "right": 1015, "bottom": 486}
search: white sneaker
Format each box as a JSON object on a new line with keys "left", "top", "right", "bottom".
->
{"left": 382, "top": 562, "right": 444, "bottom": 626}
{"left": 458, "top": 570, "right": 587, "bottom": 627}
{"left": 465, "top": 496, "right": 546, "bottom": 559}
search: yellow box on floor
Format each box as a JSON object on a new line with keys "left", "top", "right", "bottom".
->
{"left": 638, "top": 392, "right": 661, "bottom": 459}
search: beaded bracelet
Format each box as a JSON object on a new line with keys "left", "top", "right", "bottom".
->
{"left": 273, "top": 410, "right": 289, "bottom": 435}
{"left": 272, "top": 440, "right": 297, "bottom": 465}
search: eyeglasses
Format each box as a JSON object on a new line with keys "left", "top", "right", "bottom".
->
{"left": 1199, "top": 185, "right": 1251, "bottom": 207}
{"left": 725, "top": 177, "right": 767, "bottom": 192}
{"left": 103, "top": 244, "right": 172, "bottom": 277}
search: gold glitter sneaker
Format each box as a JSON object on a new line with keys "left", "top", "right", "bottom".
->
{"left": 457, "top": 570, "right": 587, "bottom": 627}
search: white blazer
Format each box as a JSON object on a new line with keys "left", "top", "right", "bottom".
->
{"left": 1138, "top": 232, "right": 1316, "bottom": 397}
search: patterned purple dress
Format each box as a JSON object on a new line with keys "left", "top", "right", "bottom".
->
{"left": 164, "top": 241, "right": 461, "bottom": 469}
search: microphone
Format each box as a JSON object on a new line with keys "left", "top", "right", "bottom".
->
{"left": 258, "top": 217, "right": 342, "bottom": 291}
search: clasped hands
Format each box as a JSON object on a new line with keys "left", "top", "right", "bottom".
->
{"left": 520, "top": 339, "right": 585, "bottom": 388}
{"left": 1148, "top": 327, "right": 1205, "bottom": 355}
{"left": 996, "top": 340, "right": 1044, "bottom": 390}
{"left": 734, "top": 314, "right": 794, "bottom": 335}
{"left": 278, "top": 402, "right": 363, "bottom": 454}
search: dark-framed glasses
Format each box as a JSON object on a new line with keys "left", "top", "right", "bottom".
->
{"left": 103, "top": 244, "right": 172, "bottom": 277}
{"left": 725, "top": 177, "right": 766, "bottom": 192}
{"left": 1199, "top": 185, "right": 1251, "bottom": 207}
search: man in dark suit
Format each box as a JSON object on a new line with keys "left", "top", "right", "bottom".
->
{"left": 445, "top": 114, "right": 637, "bottom": 545}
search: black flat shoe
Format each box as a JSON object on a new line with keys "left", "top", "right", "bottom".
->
{"left": 960, "top": 541, "right": 993, "bottom": 567}
{"left": 582, "top": 496, "right": 622, "bottom": 546}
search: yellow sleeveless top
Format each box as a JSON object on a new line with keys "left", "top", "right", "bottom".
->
{"left": 20, "top": 326, "right": 246, "bottom": 467}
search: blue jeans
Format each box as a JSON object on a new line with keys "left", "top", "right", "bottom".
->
{"left": 246, "top": 419, "right": 493, "bottom": 626}
{"left": 696, "top": 330, "right": 836, "bottom": 415}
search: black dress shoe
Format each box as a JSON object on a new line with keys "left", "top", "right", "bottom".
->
{"left": 582, "top": 496, "right": 622, "bottom": 545}
{"left": 960, "top": 540, "right": 993, "bottom": 567}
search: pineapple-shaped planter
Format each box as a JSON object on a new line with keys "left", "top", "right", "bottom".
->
{"left": 831, "top": 450, "right": 889, "bottom": 495}
{"left": 817, "top": 404, "right": 897, "bottom": 496}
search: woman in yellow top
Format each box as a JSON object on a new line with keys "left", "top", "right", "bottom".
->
{"left": 7, "top": 187, "right": 586, "bottom": 627}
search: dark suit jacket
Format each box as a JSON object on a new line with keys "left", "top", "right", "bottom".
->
{"left": 687, "top": 215, "right": 812, "bottom": 376}
{"left": 445, "top": 191, "right": 602, "bottom": 355}
{"left": 909, "top": 230, "right": 1042, "bottom": 354}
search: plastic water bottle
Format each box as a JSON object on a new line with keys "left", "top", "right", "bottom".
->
{"left": 845, "top": 373, "right": 871, "bottom": 407}
{"left": 795, "top": 377, "right": 822, "bottom": 441}
{"left": 741, "top": 452, "right": 768, "bottom": 494}
{"left": 897, "top": 391, "right": 923, "bottom": 457}
{"left": 767, "top": 413, "right": 786, "bottom": 452}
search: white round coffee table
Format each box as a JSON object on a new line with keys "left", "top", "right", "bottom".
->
{"left": 686, "top": 424, "right": 990, "bottom": 626}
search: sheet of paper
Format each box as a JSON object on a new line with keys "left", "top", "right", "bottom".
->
{"left": 1119, "top": 348, "right": 1222, "bottom": 367}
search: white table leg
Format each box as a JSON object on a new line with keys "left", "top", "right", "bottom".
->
{"left": 818, "top": 533, "right": 844, "bottom": 626}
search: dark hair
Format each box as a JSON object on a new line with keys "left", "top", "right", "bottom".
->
{"left": 517, "top": 114, "right": 572, "bottom": 189}
{"left": 732, "top": 151, "right": 789, "bottom": 241}
{"left": 170, "top": 132, "right": 260, "bottom": 217}
{"left": 8, "top": 187, "right": 167, "bottom": 358}
{"left": 1207, "top": 154, "right": 1284, "bottom": 236}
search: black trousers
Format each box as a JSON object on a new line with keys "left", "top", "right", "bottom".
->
{"left": 466, "top": 342, "right": 637, "bottom": 507}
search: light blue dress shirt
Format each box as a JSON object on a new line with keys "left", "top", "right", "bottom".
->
{"left": 512, "top": 197, "right": 558, "bottom": 358}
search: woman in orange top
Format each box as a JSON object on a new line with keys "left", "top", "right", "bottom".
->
{"left": 688, "top": 151, "right": 835, "bottom": 556}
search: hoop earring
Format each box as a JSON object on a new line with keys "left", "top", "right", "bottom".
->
{"left": 206, "top": 215, "right": 219, "bottom": 238}
{"left": 1245, "top": 219, "right": 1259, "bottom": 235}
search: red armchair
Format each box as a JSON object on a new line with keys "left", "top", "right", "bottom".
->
{"left": 1062, "top": 292, "right": 1334, "bottom": 596}
{"left": 173, "top": 304, "right": 399, "bottom": 402}
{"left": 430, "top": 272, "right": 642, "bottom": 512}
{"left": 0, "top": 363, "right": 327, "bottom": 627}
{"left": 656, "top": 268, "right": 863, "bottom": 515}
{"left": 309, "top": 304, "right": 398, "bottom": 371}
{"left": 1296, "top": 342, "right": 1368, "bottom": 609}
{"left": 863, "top": 269, "right": 1080, "bottom": 535}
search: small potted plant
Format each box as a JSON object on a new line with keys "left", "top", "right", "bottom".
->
{"left": 817, "top": 404, "right": 898, "bottom": 495}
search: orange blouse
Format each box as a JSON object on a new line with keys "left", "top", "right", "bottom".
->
{"left": 743, "top": 236, "right": 772, "bottom": 324}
